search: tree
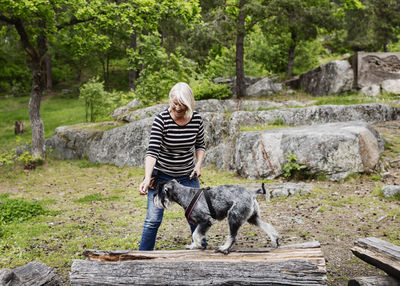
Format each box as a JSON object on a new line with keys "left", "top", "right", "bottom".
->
{"left": 263, "top": 0, "right": 337, "bottom": 77}
{"left": 343, "top": 0, "right": 400, "bottom": 52}
{"left": 215, "top": 0, "right": 271, "bottom": 98}
{"left": 0, "top": 0, "right": 199, "bottom": 159}
{"left": 0, "top": 0, "right": 110, "bottom": 158}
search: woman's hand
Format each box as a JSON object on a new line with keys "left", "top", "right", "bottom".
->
{"left": 190, "top": 165, "right": 202, "bottom": 179}
{"left": 139, "top": 178, "right": 150, "bottom": 195}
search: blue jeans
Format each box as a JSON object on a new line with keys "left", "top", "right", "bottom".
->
{"left": 139, "top": 170, "right": 206, "bottom": 251}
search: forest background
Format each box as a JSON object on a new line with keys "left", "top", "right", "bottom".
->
{"left": 1, "top": 1, "right": 400, "bottom": 285}
{"left": 1, "top": 0, "right": 400, "bottom": 157}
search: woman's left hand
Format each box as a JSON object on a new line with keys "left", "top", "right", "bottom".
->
{"left": 190, "top": 166, "right": 201, "bottom": 179}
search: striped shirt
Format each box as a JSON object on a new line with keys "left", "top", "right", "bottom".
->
{"left": 146, "top": 109, "right": 206, "bottom": 177}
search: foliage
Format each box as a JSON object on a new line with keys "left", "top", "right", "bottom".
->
{"left": 79, "top": 77, "right": 111, "bottom": 122}
{"left": 0, "top": 147, "right": 43, "bottom": 169}
{"left": 0, "top": 197, "right": 48, "bottom": 225}
{"left": 204, "top": 46, "right": 236, "bottom": 79}
{"left": 282, "top": 153, "right": 307, "bottom": 178}
{"left": 129, "top": 35, "right": 196, "bottom": 103}
{"left": 190, "top": 77, "right": 232, "bottom": 100}
{"left": 74, "top": 193, "right": 119, "bottom": 203}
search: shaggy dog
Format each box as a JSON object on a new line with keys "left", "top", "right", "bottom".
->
{"left": 154, "top": 180, "right": 279, "bottom": 254}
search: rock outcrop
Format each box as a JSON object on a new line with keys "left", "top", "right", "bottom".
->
{"left": 299, "top": 60, "right": 354, "bottom": 96}
{"left": 232, "top": 121, "right": 384, "bottom": 180}
{"left": 46, "top": 101, "right": 399, "bottom": 180}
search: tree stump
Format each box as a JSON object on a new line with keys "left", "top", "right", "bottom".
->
{"left": 14, "top": 120, "right": 25, "bottom": 135}
{"left": 70, "top": 242, "right": 327, "bottom": 285}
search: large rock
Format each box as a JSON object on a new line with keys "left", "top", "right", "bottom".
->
{"left": 46, "top": 120, "right": 153, "bottom": 167}
{"left": 232, "top": 121, "right": 384, "bottom": 180}
{"left": 46, "top": 102, "right": 399, "bottom": 179}
{"left": 354, "top": 52, "right": 400, "bottom": 89}
{"left": 228, "top": 103, "right": 400, "bottom": 132}
{"left": 113, "top": 99, "right": 312, "bottom": 122}
{"left": 299, "top": 60, "right": 353, "bottom": 96}
{"left": 246, "top": 77, "right": 283, "bottom": 97}
{"left": 360, "top": 85, "right": 381, "bottom": 97}
{"left": 381, "top": 79, "right": 400, "bottom": 94}
{"left": 381, "top": 185, "right": 400, "bottom": 198}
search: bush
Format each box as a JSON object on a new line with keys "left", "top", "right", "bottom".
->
{"left": 191, "top": 78, "right": 232, "bottom": 100}
{"left": 0, "top": 197, "right": 48, "bottom": 225}
{"left": 79, "top": 77, "right": 111, "bottom": 122}
{"left": 282, "top": 153, "right": 307, "bottom": 179}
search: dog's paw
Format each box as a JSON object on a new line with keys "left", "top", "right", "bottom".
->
{"left": 185, "top": 244, "right": 202, "bottom": 250}
{"left": 270, "top": 237, "right": 280, "bottom": 248}
{"left": 216, "top": 247, "right": 230, "bottom": 255}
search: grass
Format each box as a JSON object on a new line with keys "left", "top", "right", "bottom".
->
{"left": 0, "top": 94, "right": 85, "bottom": 150}
{"left": 1, "top": 92, "right": 400, "bottom": 285}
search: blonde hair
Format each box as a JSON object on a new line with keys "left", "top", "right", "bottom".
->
{"left": 169, "top": 82, "right": 195, "bottom": 118}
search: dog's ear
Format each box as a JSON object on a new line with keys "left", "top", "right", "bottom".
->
{"left": 155, "top": 180, "right": 168, "bottom": 192}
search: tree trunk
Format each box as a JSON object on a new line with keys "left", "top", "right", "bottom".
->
{"left": 286, "top": 32, "right": 297, "bottom": 77}
{"left": 105, "top": 53, "right": 110, "bottom": 88}
{"left": 128, "top": 31, "right": 137, "bottom": 91}
{"left": 13, "top": 19, "right": 47, "bottom": 159}
{"left": 235, "top": 0, "right": 246, "bottom": 99}
{"left": 46, "top": 54, "right": 52, "bottom": 92}
{"left": 29, "top": 60, "right": 46, "bottom": 159}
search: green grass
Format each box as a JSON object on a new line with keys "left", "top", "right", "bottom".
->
{"left": 0, "top": 94, "right": 85, "bottom": 150}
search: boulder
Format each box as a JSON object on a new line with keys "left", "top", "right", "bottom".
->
{"left": 112, "top": 99, "right": 315, "bottom": 123}
{"left": 232, "top": 121, "right": 384, "bottom": 180}
{"left": 381, "top": 79, "right": 400, "bottom": 94}
{"left": 246, "top": 77, "right": 283, "bottom": 97}
{"left": 263, "top": 183, "right": 314, "bottom": 201}
{"left": 354, "top": 52, "right": 400, "bottom": 88}
{"left": 46, "top": 120, "right": 153, "bottom": 167}
{"left": 299, "top": 60, "right": 353, "bottom": 96}
{"left": 228, "top": 103, "right": 400, "bottom": 131}
{"left": 46, "top": 103, "right": 398, "bottom": 179}
{"left": 381, "top": 185, "right": 400, "bottom": 198}
{"left": 360, "top": 85, "right": 381, "bottom": 97}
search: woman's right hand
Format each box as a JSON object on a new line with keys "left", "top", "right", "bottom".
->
{"left": 139, "top": 178, "right": 150, "bottom": 195}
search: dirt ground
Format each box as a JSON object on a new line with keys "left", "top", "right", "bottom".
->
{"left": 156, "top": 121, "right": 400, "bottom": 286}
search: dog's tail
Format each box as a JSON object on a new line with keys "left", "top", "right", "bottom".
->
{"left": 256, "top": 183, "right": 267, "bottom": 195}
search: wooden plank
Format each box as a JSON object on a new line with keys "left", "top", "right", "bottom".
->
{"left": 71, "top": 242, "right": 327, "bottom": 285}
{"left": 351, "top": 237, "right": 400, "bottom": 280}
{"left": 348, "top": 275, "right": 400, "bottom": 286}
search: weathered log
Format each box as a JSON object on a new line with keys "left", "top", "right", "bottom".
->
{"left": 70, "top": 242, "right": 327, "bottom": 285}
{"left": 0, "top": 261, "right": 60, "bottom": 286}
{"left": 348, "top": 275, "right": 400, "bottom": 286}
{"left": 351, "top": 237, "right": 400, "bottom": 280}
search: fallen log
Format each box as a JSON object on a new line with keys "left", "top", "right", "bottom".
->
{"left": 70, "top": 242, "right": 327, "bottom": 286}
{"left": 348, "top": 275, "right": 400, "bottom": 286}
{"left": 351, "top": 237, "right": 400, "bottom": 280}
{"left": 0, "top": 261, "right": 60, "bottom": 286}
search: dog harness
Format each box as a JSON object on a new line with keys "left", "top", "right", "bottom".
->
{"left": 185, "top": 187, "right": 216, "bottom": 223}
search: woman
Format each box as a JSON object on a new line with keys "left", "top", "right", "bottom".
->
{"left": 139, "top": 82, "right": 206, "bottom": 251}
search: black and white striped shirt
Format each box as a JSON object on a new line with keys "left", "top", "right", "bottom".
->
{"left": 146, "top": 109, "right": 206, "bottom": 177}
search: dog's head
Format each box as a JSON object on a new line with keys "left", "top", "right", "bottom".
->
{"left": 153, "top": 179, "right": 177, "bottom": 209}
